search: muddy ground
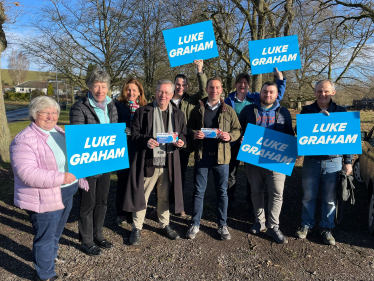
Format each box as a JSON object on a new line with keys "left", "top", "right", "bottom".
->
{"left": 1, "top": 160, "right": 374, "bottom": 281}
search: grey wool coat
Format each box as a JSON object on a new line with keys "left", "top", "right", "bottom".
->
{"left": 123, "top": 103, "right": 187, "bottom": 213}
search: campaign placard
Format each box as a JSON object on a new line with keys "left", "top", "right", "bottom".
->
{"left": 163, "top": 20, "right": 219, "bottom": 67}
{"left": 65, "top": 123, "right": 129, "bottom": 178}
{"left": 237, "top": 123, "right": 297, "bottom": 176}
{"left": 296, "top": 112, "right": 362, "bottom": 156}
{"left": 157, "top": 132, "right": 178, "bottom": 143}
{"left": 202, "top": 128, "right": 221, "bottom": 138}
{"left": 248, "top": 35, "right": 301, "bottom": 75}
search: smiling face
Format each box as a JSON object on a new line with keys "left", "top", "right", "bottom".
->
{"left": 156, "top": 83, "right": 173, "bottom": 110}
{"left": 314, "top": 81, "right": 335, "bottom": 109}
{"left": 174, "top": 78, "right": 188, "bottom": 97}
{"left": 127, "top": 83, "right": 140, "bottom": 102}
{"left": 90, "top": 82, "right": 108, "bottom": 103}
{"left": 235, "top": 78, "right": 249, "bottom": 95}
{"left": 206, "top": 79, "right": 223, "bottom": 104}
{"left": 260, "top": 85, "right": 278, "bottom": 107}
{"left": 34, "top": 107, "right": 59, "bottom": 131}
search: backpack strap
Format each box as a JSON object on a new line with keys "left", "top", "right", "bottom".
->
{"left": 253, "top": 106, "right": 258, "bottom": 123}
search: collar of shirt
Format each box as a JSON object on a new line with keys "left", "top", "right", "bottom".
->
{"left": 234, "top": 92, "right": 249, "bottom": 103}
{"left": 206, "top": 99, "right": 221, "bottom": 110}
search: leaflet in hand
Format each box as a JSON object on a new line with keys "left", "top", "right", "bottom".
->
{"left": 201, "top": 128, "right": 221, "bottom": 138}
{"left": 157, "top": 132, "right": 178, "bottom": 143}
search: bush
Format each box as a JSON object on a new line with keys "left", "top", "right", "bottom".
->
{"left": 31, "top": 89, "right": 45, "bottom": 99}
{"left": 5, "top": 92, "right": 17, "bottom": 101}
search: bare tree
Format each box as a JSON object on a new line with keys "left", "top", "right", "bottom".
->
{"left": 0, "top": 1, "right": 10, "bottom": 162}
{"left": 23, "top": 0, "right": 143, "bottom": 90}
{"left": 203, "top": 0, "right": 296, "bottom": 92}
{"left": 7, "top": 50, "right": 30, "bottom": 85}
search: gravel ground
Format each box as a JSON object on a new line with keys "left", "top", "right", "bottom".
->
{"left": 1, "top": 160, "right": 374, "bottom": 281}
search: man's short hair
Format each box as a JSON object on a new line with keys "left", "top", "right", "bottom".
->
{"left": 207, "top": 76, "right": 223, "bottom": 87}
{"left": 174, "top": 74, "right": 188, "bottom": 85}
{"left": 261, "top": 81, "right": 279, "bottom": 92}
{"left": 156, "top": 79, "right": 175, "bottom": 93}
{"left": 235, "top": 73, "right": 251, "bottom": 84}
{"left": 315, "top": 79, "right": 335, "bottom": 91}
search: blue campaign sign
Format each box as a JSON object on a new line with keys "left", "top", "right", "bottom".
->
{"left": 297, "top": 112, "right": 362, "bottom": 156}
{"left": 237, "top": 124, "right": 298, "bottom": 176}
{"left": 163, "top": 20, "right": 219, "bottom": 67}
{"left": 65, "top": 123, "right": 129, "bottom": 178}
{"left": 248, "top": 35, "right": 301, "bottom": 75}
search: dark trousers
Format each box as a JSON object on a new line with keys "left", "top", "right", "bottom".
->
{"left": 28, "top": 183, "right": 78, "bottom": 280}
{"left": 116, "top": 169, "right": 132, "bottom": 221}
{"left": 191, "top": 154, "right": 229, "bottom": 227}
{"left": 79, "top": 173, "right": 111, "bottom": 247}
{"left": 228, "top": 141, "right": 252, "bottom": 206}
{"left": 179, "top": 148, "right": 190, "bottom": 212}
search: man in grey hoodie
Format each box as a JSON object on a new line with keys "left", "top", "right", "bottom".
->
{"left": 239, "top": 81, "right": 294, "bottom": 244}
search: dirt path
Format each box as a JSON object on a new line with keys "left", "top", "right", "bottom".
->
{"left": 1, "top": 163, "right": 374, "bottom": 280}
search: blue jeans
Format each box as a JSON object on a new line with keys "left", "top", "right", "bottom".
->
{"left": 28, "top": 183, "right": 78, "bottom": 280}
{"left": 191, "top": 154, "right": 229, "bottom": 227}
{"left": 301, "top": 157, "right": 342, "bottom": 229}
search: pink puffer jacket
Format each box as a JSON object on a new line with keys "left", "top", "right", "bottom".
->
{"left": 10, "top": 122, "right": 88, "bottom": 213}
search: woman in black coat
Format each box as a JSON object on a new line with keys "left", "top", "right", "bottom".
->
{"left": 114, "top": 78, "right": 147, "bottom": 225}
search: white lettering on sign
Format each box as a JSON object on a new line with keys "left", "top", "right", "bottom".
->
{"left": 70, "top": 147, "right": 126, "bottom": 166}
{"left": 84, "top": 135, "right": 117, "bottom": 148}
{"left": 298, "top": 134, "right": 358, "bottom": 145}
{"left": 178, "top": 32, "right": 205, "bottom": 45}
{"left": 241, "top": 138, "right": 293, "bottom": 165}
{"left": 261, "top": 45, "right": 289, "bottom": 55}
{"left": 170, "top": 41, "right": 214, "bottom": 58}
{"left": 312, "top": 123, "right": 347, "bottom": 133}
{"left": 252, "top": 54, "right": 297, "bottom": 66}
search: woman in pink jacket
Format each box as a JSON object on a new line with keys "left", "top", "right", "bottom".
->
{"left": 10, "top": 96, "right": 88, "bottom": 281}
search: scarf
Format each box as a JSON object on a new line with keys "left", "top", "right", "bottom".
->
{"left": 88, "top": 92, "right": 108, "bottom": 110}
{"left": 152, "top": 100, "right": 174, "bottom": 166}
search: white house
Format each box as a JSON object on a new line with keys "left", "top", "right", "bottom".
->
{"left": 14, "top": 81, "right": 65, "bottom": 95}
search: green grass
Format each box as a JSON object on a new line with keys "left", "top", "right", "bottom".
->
{"left": 2, "top": 69, "right": 55, "bottom": 86}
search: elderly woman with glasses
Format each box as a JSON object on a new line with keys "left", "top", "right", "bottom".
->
{"left": 70, "top": 68, "right": 118, "bottom": 256}
{"left": 10, "top": 96, "right": 88, "bottom": 281}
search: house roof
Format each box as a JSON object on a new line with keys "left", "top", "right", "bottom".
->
{"left": 15, "top": 81, "right": 66, "bottom": 89}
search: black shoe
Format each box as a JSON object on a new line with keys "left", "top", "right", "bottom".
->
{"left": 163, "top": 225, "right": 180, "bottom": 240}
{"left": 130, "top": 228, "right": 141, "bottom": 245}
{"left": 36, "top": 276, "right": 58, "bottom": 281}
{"left": 94, "top": 239, "right": 113, "bottom": 249}
{"left": 80, "top": 243, "right": 102, "bottom": 256}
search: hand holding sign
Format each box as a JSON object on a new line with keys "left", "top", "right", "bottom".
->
{"left": 147, "top": 138, "right": 159, "bottom": 149}
{"left": 194, "top": 130, "right": 205, "bottom": 139}
{"left": 194, "top": 59, "right": 203, "bottom": 72}
{"left": 219, "top": 131, "right": 231, "bottom": 142}
{"left": 63, "top": 172, "right": 76, "bottom": 184}
{"left": 174, "top": 139, "right": 184, "bottom": 148}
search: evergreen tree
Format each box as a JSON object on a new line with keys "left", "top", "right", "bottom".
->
{"left": 47, "top": 82, "right": 54, "bottom": 97}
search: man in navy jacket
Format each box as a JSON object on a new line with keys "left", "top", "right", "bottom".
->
{"left": 239, "top": 81, "right": 294, "bottom": 244}
{"left": 224, "top": 68, "right": 286, "bottom": 210}
{"left": 295, "top": 79, "right": 352, "bottom": 245}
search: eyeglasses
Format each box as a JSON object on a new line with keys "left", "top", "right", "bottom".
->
{"left": 157, "top": 91, "right": 173, "bottom": 96}
{"left": 37, "top": 111, "right": 58, "bottom": 116}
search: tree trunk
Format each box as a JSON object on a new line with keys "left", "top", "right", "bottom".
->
{"left": 70, "top": 83, "right": 75, "bottom": 104}
{"left": 297, "top": 101, "right": 302, "bottom": 111}
{"left": 252, "top": 74, "right": 262, "bottom": 93}
{"left": 0, "top": 58, "right": 11, "bottom": 162}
